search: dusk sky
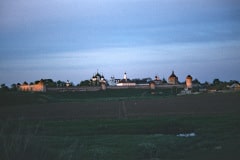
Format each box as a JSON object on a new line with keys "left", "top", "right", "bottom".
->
{"left": 1, "top": 0, "right": 240, "bottom": 86}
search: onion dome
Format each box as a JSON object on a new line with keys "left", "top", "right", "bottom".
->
{"left": 186, "top": 75, "right": 192, "bottom": 80}
{"left": 169, "top": 71, "right": 177, "bottom": 78}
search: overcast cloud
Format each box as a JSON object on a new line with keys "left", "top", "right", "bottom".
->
{"left": 0, "top": 0, "right": 240, "bottom": 85}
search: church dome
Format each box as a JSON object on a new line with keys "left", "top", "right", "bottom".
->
{"left": 186, "top": 75, "right": 192, "bottom": 79}
{"left": 169, "top": 71, "right": 177, "bottom": 78}
{"left": 186, "top": 75, "right": 193, "bottom": 89}
{"left": 92, "top": 72, "right": 104, "bottom": 79}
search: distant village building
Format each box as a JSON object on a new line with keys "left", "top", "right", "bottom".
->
{"left": 168, "top": 71, "right": 178, "bottom": 85}
{"left": 186, "top": 75, "right": 193, "bottom": 89}
{"left": 19, "top": 81, "right": 46, "bottom": 92}
{"left": 229, "top": 83, "right": 240, "bottom": 91}
{"left": 116, "top": 72, "right": 136, "bottom": 87}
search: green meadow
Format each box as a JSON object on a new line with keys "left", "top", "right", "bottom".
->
{"left": 0, "top": 88, "right": 180, "bottom": 105}
{"left": 1, "top": 115, "right": 240, "bottom": 160}
{"left": 0, "top": 90, "right": 240, "bottom": 160}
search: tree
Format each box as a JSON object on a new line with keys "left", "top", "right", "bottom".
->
{"left": 35, "top": 80, "right": 40, "bottom": 84}
{"left": 192, "top": 78, "right": 201, "bottom": 84}
{"left": 44, "top": 79, "right": 57, "bottom": 87}
{"left": 212, "top": 78, "right": 228, "bottom": 90}
{"left": 0, "top": 84, "right": 9, "bottom": 92}
{"left": 228, "top": 80, "right": 239, "bottom": 85}
{"left": 213, "top": 78, "right": 221, "bottom": 86}
{"left": 1, "top": 84, "right": 6, "bottom": 88}
{"left": 70, "top": 82, "right": 75, "bottom": 87}
{"left": 23, "top": 81, "right": 28, "bottom": 85}
{"left": 203, "top": 81, "right": 209, "bottom": 87}
{"left": 11, "top": 83, "right": 18, "bottom": 91}
{"left": 56, "top": 80, "right": 61, "bottom": 87}
{"left": 80, "top": 80, "right": 90, "bottom": 86}
{"left": 162, "top": 78, "right": 167, "bottom": 84}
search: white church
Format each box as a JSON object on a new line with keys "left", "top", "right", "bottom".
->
{"left": 109, "top": 72, "right": 136, "bottom": 87}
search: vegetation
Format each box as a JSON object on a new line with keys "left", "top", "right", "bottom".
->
{"left": 0, "top": 115, "right": 240, "bottom": 160}
{"left": 0, "top": 88, "right": 181, "bottom": 106}
{"left": 79, "top": 80, "right": 91, "bottom": 86}
{"left": 0, "top": 81, "right": 239, "bottom": 159}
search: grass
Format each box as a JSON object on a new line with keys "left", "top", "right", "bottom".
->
{"left": 1, "top": 90, "right": 239, "bottom": 159}
{"left": 0, "top": 88, "right": 179, "bottom": 106}
{"left": 1, "top": 115, "right": 240, "bottom": 160}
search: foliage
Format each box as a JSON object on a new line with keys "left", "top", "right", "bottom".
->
{"left": 208, "top": 78, "right": 229, "bottom": 90}
{"left": 0, "top": 84, "right": 9, "bottom": 92}
{"left": 79, "top": 80, "right": 90, "bottom": 86}
{"left": 192, "top": 78, "right": 201, "bottom": 84}
{"left": 10, "top": 84, "right": 18, "bottom": 91}
{"left": 162, "top": 78, "right": 167, "bottom": 84}
{"left": 213, "top": 78, "right": 221, "bottom": 85}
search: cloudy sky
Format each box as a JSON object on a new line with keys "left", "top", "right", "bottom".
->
{"left": 0, "top": 0, "right": 240, "bottom": 85}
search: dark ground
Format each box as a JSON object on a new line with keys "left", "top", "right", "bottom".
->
{"left": 1, "top": 92, "right": 239, "bottom": 120}
{"left": 0, "top": 91, "right": 240, "bottom": 160}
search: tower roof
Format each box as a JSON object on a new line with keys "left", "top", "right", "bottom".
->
{"left": 169, "top": 71, "right": 177, "bottom": 78}
{"left": 92, "top": 72, "right": 104, "bottom": 78}
{"left": 186, "top": 75, "right": 192, "bottom": 79}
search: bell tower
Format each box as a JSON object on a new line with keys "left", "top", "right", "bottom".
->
{"left": 186, "top": 75, "right": 193, "bottom": 89}
{"left": 123, "top": 72, "right": 127, "bottom": 81}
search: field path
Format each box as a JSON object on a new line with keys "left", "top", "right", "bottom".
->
{"left": 118, "top": 101, "right": 128, "bottom": 119}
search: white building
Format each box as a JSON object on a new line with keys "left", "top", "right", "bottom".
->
{"left": 229, "top": 83, "right": 240, "bottom": 91}
{"left": 116, "top": 72, "right": 136, "bottom": 87}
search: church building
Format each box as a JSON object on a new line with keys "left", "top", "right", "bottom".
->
{"left": 116, "top": 72, "right": 136, "bottom": 87}
{"left": 90, "top": 71, "right": 106, "bottom": 86}
{"left": 168, "top": 71, "right": 179, "bottom": 85}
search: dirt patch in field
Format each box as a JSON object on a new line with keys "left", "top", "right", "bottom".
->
{"left": 0, "top": 93, "right": 239, "bottom": 120}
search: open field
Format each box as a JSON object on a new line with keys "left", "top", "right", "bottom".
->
{"left": 0, "top": 90, "right": 240, "bottom": 160}
{"left": 0, "top": 91, "right": 240, "bottom": 120}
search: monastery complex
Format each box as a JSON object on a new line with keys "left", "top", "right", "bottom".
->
{"left": 18, "top": 71, "right": 194, "bottom": 92}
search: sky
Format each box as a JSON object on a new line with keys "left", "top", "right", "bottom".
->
{"left": 0, "top": 0, "right": 240, "bottom": 86}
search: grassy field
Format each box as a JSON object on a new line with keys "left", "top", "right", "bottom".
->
{"left": 0, "top": 90, "right": 240, "bottom": 160}
{"left": 0, "top": 88, "right": 178, "bottom": 106}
